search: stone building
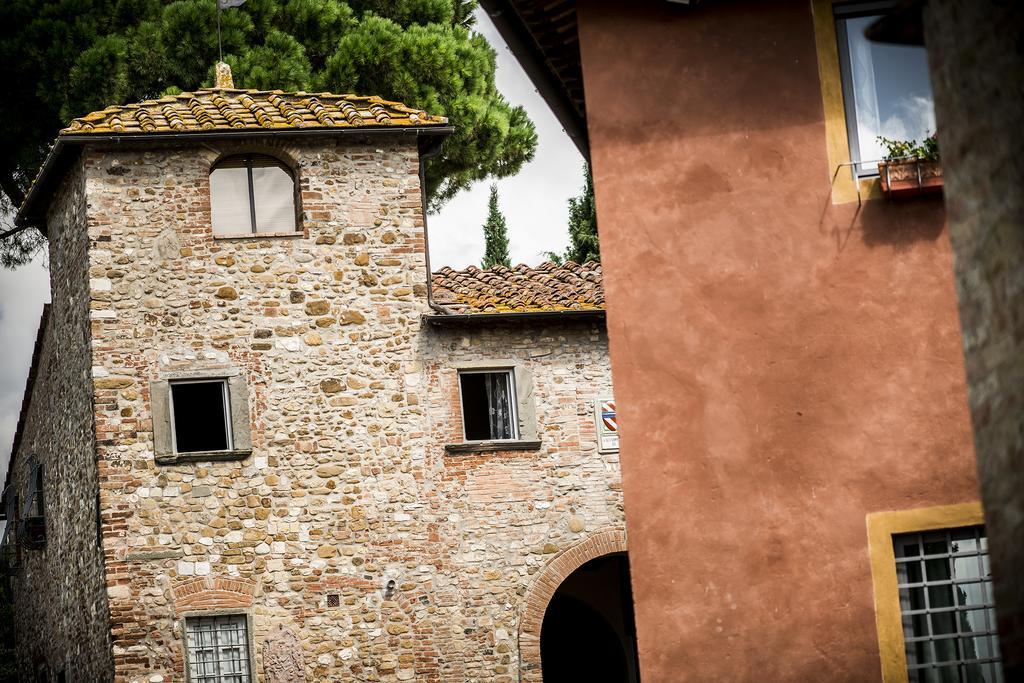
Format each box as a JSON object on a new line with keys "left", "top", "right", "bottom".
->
{"left": 1, "top": 67, "right": 630, "bottom": 682}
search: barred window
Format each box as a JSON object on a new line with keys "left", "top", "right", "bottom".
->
{"left": 210, "top": 154, "right": 297, "bottom": 235}
{"left": 185, "top": 614, "right": 252, "bottom": 683}
{"left": 894, "top": 526, "right": 1004, "bottom": 682}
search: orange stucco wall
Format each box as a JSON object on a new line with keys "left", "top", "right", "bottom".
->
{"left": 575, "top": 1, "right": 979, "bottom": 680}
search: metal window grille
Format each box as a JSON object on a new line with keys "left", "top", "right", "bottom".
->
{"left": 185, "top": 615, "right": 251, "bottom": 683}
{"left": 894, "top": 526, "right": 1004, "bottom": 683}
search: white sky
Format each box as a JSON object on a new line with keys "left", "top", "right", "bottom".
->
{"left": 0, "top": 8, "right": 580, "bottom": 484}
{"left": 431, "top": 10, "right": 584, "bottom": 268}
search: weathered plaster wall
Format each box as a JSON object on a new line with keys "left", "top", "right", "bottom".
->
{"left": 924, "top": 1, "right": 1024, "bottom": 674}
{"left": 576, "top": 0, "right": 979, "bottom": 680}
{"left": 10, "top": 160, "right": 115, "bottom": 680}
{"left": 81, "top": 134, "right": 621, "bottom": 682}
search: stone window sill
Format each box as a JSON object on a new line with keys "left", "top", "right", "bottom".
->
{"left": 155, "top": 448, "right": 252, "bottom": 465}
{"left": 444, "top": 440, "right": 541, "bottom": 455}
{"left": 213, "top": 231, "right": 303, "bottom": 240}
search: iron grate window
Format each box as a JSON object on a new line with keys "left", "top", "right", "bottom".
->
{"left": 894, "top": 526, "right": 1004, "bottom": 683}
{"left": 185, "top": 614, "right": 251, "bottom": 683}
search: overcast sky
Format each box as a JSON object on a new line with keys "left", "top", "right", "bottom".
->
{"left": 0, "top": 9, "right": 580, "bottom": 485}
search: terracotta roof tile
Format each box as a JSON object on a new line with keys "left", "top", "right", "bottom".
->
{"left": 61, "top": 88, "right": 447, "bottom": 136}
{"left": 431, "top": 261, "right": 603, "bottom": 314}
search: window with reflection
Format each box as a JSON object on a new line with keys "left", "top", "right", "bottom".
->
{"left": 835, "top": 2, "right": 936, "bottom": 176}
{"left": 894, "top": 526, "right": 1004, "bottom": 682}
{"left": 210, "top": 154, "right": 297, "bottom": 235}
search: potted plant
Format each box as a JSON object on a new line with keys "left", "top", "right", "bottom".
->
{"left": 877, "top": 134, "right": 943, "bottom": 197}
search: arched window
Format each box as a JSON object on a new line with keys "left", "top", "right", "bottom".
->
{"left": 210, "top": 154, "right": 297, "bottom": 235}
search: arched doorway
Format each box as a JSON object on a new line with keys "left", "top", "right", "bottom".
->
{"left": 539, "top": 552, "right": 640, "bottom": 682}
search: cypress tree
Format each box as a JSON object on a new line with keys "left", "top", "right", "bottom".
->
{"left": 481, "top": 184, "right": 511, "bottom": 269}
{"left": 565, "top": 164, "right": 599, "bottom": 263}
{"left": 547, "top": 164, "right": 599, "bottom": 264}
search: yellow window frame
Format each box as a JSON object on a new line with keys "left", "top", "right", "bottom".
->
{"left": 811, "top": 0, "right": 891, "bottom": 204}
{"left": 866, "top": 502, "right": 986, "bottom": 683}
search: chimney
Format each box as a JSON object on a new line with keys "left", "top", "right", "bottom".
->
{"left": 215, "top": 62, "right": 234, "bottom": 89}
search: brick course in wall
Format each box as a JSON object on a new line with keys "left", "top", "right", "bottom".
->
{"left": 6, "top": 131, "right": 624, "bottom": 681}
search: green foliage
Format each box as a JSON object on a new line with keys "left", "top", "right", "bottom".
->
{"left": 0, "top": 0, "right": 536, "bottom": 266}
{"left": 480, "top": 184, "right": 510, "bottom": 269}
{"left": 878, "top": 133, "right": 940, "bottom": 162}
{"left": 547, "top": 164, "right": 599, "bottom": 265}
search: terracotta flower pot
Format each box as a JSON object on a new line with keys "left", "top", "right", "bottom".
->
{"left": 878, "top": 159, "right": 944, "bottom": 198}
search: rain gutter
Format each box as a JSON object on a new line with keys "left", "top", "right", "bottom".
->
{"left": 423, "top": 309, "right": 606, "bottom": 326}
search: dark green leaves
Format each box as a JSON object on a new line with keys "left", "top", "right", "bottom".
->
{"left": 481, "top": 184, "right": 510, "bottom": 269}
{"left": 0, "top": 0, "right": 537, "bottom": 267}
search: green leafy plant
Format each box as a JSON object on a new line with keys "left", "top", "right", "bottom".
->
{"left": 0, "top": 0, "right": 538, "bottom": 267}
{"left": 877, "top": 133, "right": 940, "bottom": 162}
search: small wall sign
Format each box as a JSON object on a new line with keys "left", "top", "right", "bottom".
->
{"left": 595, "top": 398, "right": 619, "bottom": 453}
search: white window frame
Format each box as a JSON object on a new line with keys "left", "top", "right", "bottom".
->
{"left": 168, "top": 378, "right": 234, "bottom": 454}
{"left": 457, "top": 368, "right": 520, "bottom": 443}
{"left": 834, "top": 0, "right": 936, "bottom": 177}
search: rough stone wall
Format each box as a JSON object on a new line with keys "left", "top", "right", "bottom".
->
{"left": 924, "top": 2, "right": 1024, "bottom": 674}
{"left": 9, "top": 160, "right": 115, "bottom": 680}
{"left": 81, "top": 133, "right": 622, "bottom": 682}
{"left": 421, "top": 321, "right": 621, "bottom": 681}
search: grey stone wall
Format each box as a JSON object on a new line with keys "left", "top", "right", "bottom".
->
{"left": 924, "top": 2, "right": 1024, "bottom": 674}
{"left": 9, "top": 159, "right": 115, "bottom": 680}
{"left": 77, "top": 132, "right": 623, "bottom": 682}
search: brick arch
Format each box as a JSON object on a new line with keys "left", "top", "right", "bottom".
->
{"left": 201, "top": 139, "right": 303, "bottom": 172}
{"left": 518, "top": 527, "right": 628, "bottom": 681}
{"left": 172, "top": 575, "right": 257, "bottom": 613}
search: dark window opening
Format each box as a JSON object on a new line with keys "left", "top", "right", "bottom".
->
{"left": 170, "top": 380, "right": 232, "bottom": 454}
{"left": 459, "top": 371, "right": 516, "bottom": 441}
{"left": 30, "top": 463, "right": 44, "bottom": 518}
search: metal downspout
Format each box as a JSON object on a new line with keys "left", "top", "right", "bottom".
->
{"left": 418, "top": 135, "right": 450, "bottom": 316}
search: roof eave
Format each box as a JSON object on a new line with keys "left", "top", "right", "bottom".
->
{"left": 478, "top": 0, "right": 589, "bottom": 160}
{"left": 14, "top": 124, "right": 455, "bottom": 227}
{"left": 424, "top": 308, "right": 605, "bottom": 326}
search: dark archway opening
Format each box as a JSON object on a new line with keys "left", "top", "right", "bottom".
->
{"left": 540, "top": 552, "right": 640, "bottom": 682}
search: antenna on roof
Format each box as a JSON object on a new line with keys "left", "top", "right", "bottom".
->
{"left": 215, "top": 0, "right": 247, "bottom": 64}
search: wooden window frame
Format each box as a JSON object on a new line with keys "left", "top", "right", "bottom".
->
{"left": 458, "top": 368, "right": 520, "bottom": 443}
{"left": 152, "top": 370, "right": 252, "bottom": 465}
{"left": 444, "top": 360, "right": 541, "bottom": 454}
